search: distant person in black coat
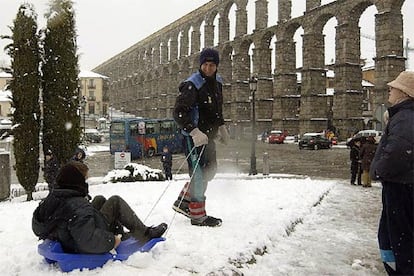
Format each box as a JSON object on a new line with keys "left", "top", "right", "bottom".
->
{"left": 349, "top": 138, "right": 362, "bottom": 185}
{"left": 32, "top": 161, "right": 167, "bottom": 254}
{"left": 71, "top": 147, "right": 86, "bottom": 162}
{"left": 371, "top": 71, "right": 414, "bottom": 275}
{"left": 43, "top": 149, "right": 60, "bottom": 191}
{"left": 161, "top": 146, "right": 173, "bottom": 180}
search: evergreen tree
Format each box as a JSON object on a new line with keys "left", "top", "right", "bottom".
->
{"left": 4, "top": 4, "right": 41, "bottom": 201}
{"left": 42, "top": 0, "right": 80, "bottom": 166}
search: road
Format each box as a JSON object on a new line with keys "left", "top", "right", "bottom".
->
{"left": 7, "top": 138, "right": 351, "bottom": 184}
{"left": 84, "top": 140, "right": 351, "bottom": 181}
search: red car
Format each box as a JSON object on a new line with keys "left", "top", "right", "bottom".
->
{"left": 268, "top": 130, "right": 285, "bottom": 144}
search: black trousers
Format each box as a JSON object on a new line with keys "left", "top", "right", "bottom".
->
{"left": 91, "top": 195, "right": 148, "bottom": 242}
{"left": 163, "top": 166, "right": 172, "bottom": 180}
{"left": 350, "top": 161, "right": 361, "bottom": 184}
{"left": 378, "top": 182, "right": 414, "bottom": 275}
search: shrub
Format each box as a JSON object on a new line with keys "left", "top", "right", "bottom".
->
{"left": 103, "top": 163, "right": 165, "bottom": 183}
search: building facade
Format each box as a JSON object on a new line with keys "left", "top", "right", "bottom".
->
{"left": 78, "top": 70, "right": 109, "bottom": 118}
{"left": 0, "top": 71, "right": 12, "bottom": 119}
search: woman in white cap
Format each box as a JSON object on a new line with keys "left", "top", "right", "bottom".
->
{"left": 371, "top": 71, "right": 414, "bottom": 275}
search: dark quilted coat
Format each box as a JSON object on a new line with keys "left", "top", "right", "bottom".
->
{"left": 370, "top": 99, "right": 414, "bottom": 184}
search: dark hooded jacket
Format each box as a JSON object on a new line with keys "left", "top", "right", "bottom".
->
{"left": 370, "top": 99, "right": 414, "bottom": 184}
{"left": 71, "top": 147, "right": 86, "bottom": 162}
{"left": 173, "top": 69, "right": 224, "bottom": 139}
{"left": 43, "top": 153, "right": 60, "bottom": 187}
{"left": 32, "top": 163, "right": 115, "bottom": 254}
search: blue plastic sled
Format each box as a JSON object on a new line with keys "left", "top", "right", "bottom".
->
{"left": 38, "top": 237, "right": 165, "bottom": 272}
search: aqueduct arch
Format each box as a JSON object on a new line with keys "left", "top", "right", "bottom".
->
{"left": 94, "top": 0, "right": 408, "bottom": 140}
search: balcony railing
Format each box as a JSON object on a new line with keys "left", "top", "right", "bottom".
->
{"left": 88, "top": 96, "right": 96, "bottom": 101}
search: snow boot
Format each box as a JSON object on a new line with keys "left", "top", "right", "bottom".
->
{"left": 189, "top": 201, "right": 222, "bottom": 227}
{"left": 145, "top": 223, "right": 168, "bottom": 239}
{"left": 191, "top": 215, "right": 222, "bottom": 227}
{"left": 172, "top": 199, "right": 191, "bottom": 218}
{"left": 172, "top": 182, "right": 191, "bottom": 217}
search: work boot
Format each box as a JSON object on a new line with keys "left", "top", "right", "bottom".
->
{"left": 191, "top": 216, "right": 222, "bottom": 227}
{"left": 172, "top": 199, "right": 190, "bottom": 218}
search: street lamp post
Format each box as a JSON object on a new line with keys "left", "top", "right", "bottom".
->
{"left": 249, "top": 76, "right": 258, "bottom": 176}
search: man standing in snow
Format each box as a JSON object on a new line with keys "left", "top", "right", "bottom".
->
{"left": 349, "top": 138, "right": 362, "bottom": 185}
{"left": 172, "top": 48, "right": 229, "bottom": 227}
{"left": 371, "top": 71, "right": 414, "bottom": 275}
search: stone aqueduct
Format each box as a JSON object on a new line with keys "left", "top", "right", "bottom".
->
{"left": 94, "top": 0, "right": 407, "bottom": 140}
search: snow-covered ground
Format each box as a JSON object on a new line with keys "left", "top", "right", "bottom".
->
{"left": 0, "top": 145, "right": 385, "bottom": 275}
{"left": 1, "top": 177, "right": 385, "bottom": 275}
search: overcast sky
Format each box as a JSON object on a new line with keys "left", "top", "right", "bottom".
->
{"left": 0, "top": 0, "right": 413, "bottom": 70}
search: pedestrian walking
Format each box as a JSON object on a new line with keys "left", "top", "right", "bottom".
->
{"left": 349, "top": 138, "right": 362, "bottom": 185}
{"left": 172, "top": 48, "right": 229, "bottom": 227}
{"left": 371, "top": 70, "right": 414, "bottom": 275}
{"left": 160, "top": 145, "right": 173, "bottom": 180}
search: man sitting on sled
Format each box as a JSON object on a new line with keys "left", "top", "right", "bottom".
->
{"left": 32, "top": 161, "right": 167, "bottom": 254}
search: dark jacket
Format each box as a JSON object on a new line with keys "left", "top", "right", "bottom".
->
{"left": 32, "top": 163, "right": 115, "bottom": 254}
{"left": 71, "top": 147, "right": 86, "bottom": 162}
{"left": 173, "top": 70, "right": 224, "bottom": 139}
{"left": 43, "top": 155, "right": 59, "bottom": 186}
{"left": 161, "top": 151, "right": 172, "bottom": 168}
{"left": 360, "top": 140, "right": 377, "bottom": 171}
{"left": 371, "top": 100, "right": 414, "bottom": 184}
{"left": 32, "top": 189, "right": 114, "bottom": 254}
{"left": 350, "top": 144, "right": 361, "bottom": 163}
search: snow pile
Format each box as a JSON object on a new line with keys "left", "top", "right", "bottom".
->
{"left": 103, "top": 163, "right": 164, "bottom": 183}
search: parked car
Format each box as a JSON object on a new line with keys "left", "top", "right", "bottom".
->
{"left": 299, "top": 133, "right": 332, "bottom": 150}
{"left": 284, "top": 135, "right": 297, "bottom": 144}
{"left": 268, "top": 130, "right": 285, "bottom": 144}
{"left": 84, "top": 128, "right": 103, "bottom": 143}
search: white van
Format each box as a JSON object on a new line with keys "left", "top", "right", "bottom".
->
{"left": 353, "top": 130, "right": 383, "bottom": 144}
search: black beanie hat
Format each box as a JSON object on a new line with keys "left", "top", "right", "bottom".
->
{"left": 199, "top": 48, "right": 219, "bottom": 66}
{"left": 56, "top": 162, "right": 89, "bottom": 196}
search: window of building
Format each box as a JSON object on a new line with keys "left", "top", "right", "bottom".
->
{"left": 88, "top": 91, "right": 95, "bottom": 101}
{"left": 88, "top": 103, "right": 95, "bottom": 114}
{"left": 88, "top": 79, "right": 95, "bottom": 89}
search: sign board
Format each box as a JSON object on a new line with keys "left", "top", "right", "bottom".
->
{"left": 114, "top": 151, "right": 131, "bottom": 169}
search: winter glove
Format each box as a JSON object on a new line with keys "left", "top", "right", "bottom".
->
{"left": 217, "top": 125, "right": 230, "bottom": 145}
{"left": 190, "top": 128, "right": 208, "bottom": 147}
